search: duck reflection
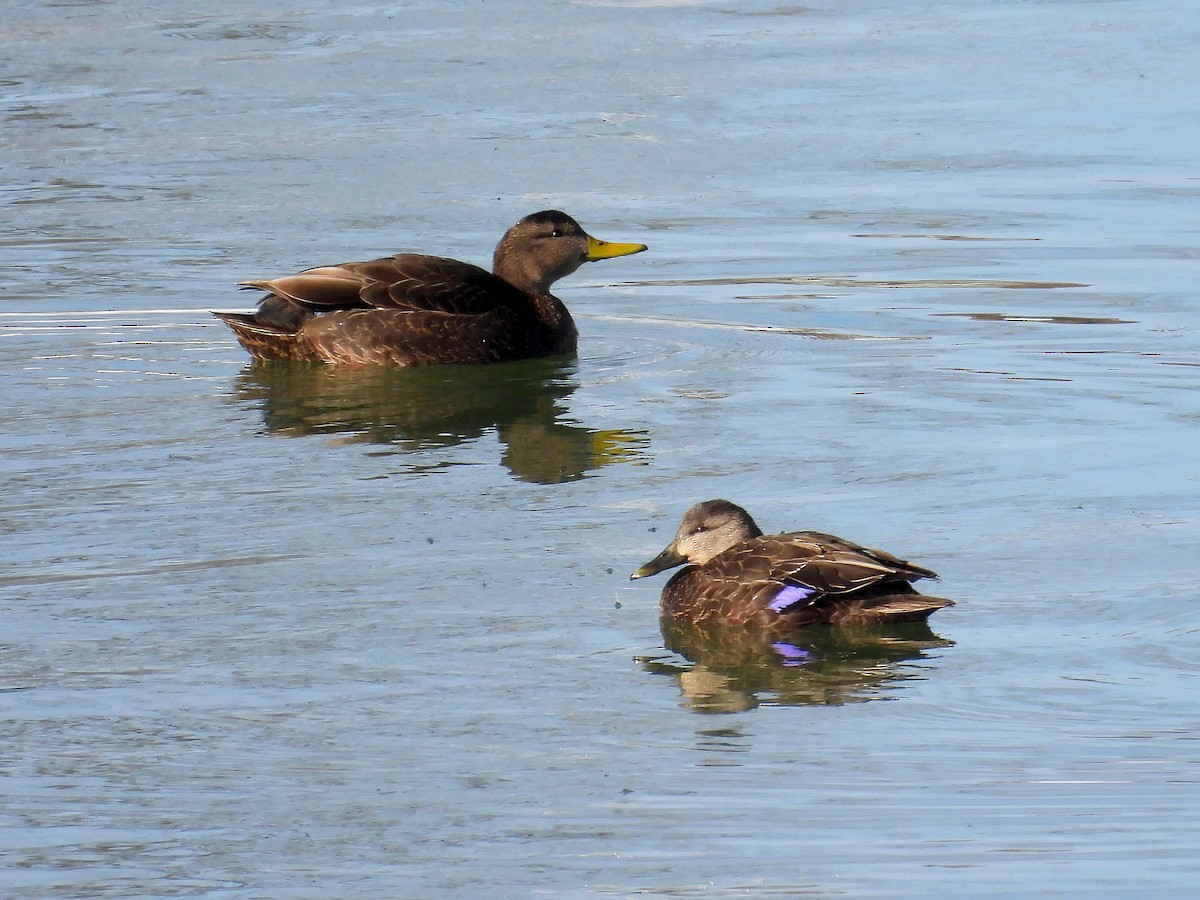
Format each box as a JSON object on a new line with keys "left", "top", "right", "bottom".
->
{"left": 644, "top": 619, "right": 953, "bottom": 713}
{"left": 231, "top": 357, "right": 648, "bottom": 483}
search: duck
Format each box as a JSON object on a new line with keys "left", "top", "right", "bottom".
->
{"left": 630, "top": 499, "right": 954, "bottom": 630}
{"left": 213, "top": 210, "right": 646, "bottom": 366}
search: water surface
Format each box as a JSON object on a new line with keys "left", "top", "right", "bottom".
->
{"left": 3, "top": 0, "right": 1199, "bottom": 896}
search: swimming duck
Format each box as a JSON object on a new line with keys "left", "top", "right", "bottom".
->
{"left": 630, "top": 499, "right": 954, "bottom": 630}
{"left": 213, "top": 210, "right": 646, "bottom": 366}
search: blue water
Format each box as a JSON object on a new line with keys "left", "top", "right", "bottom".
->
{"left": 3, "top": 1, "right": 1199, "bottom": 895}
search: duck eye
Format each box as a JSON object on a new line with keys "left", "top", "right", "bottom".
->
{"left": 551, "top": 228, "right": 563, "bottom": 238}
{"left": 694, "top": 525, "right": 706, "bottom": 534}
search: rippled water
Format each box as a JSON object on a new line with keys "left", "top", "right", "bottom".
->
{"left": 3, "top": 0, "right": 1199, "bottom": 896}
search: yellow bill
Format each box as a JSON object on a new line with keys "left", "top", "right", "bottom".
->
{"left": 586, "top": 234, "right": 648, "bottom": 261}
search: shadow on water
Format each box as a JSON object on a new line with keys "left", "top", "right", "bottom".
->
{"left": 641, "top": 620, "right": 953, "bottom": 713}
{"left": 229, "top": 357, "right": 648, "bottom": 484}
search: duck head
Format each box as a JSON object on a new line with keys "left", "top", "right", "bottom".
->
{"left": 492, "top": 210, "right": 646, "bottom": 295}
{"left": 630, "top": 499, "right": 765, "bottom": 579}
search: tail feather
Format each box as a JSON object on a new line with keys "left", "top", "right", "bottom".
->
{"left": 212, "top": 310, "right": 285, "bottom": 335}
{"left": 830, "top": 593, "right": 956, "bottom": 625}
{"left": 874, "top": 594, "right": 955, "bottom": 621}
{"left": 212, "top": 309, "right": 316, "bottom": 361}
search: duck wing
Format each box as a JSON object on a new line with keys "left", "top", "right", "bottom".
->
{"left": 241, "top": 255, "right": 527, "bottom": 315}
{"left": 354, "top": 255, "right": 530, "bottom": 314}
{"left": 740, "top": 531, "right": 938, "bottom": 615}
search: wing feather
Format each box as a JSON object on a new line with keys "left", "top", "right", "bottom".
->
{"left": 711, "top": 531, "right": 937, "bottom": 616}
{"left": 342, "top": 255, "right": 528, "bottom": 314}
{"left": 241, "top": 254, "right": 527, "bottom": 316}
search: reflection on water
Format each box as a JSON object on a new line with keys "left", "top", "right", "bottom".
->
{"left": 590, "top": 313, "right": 888, "bottom": 340}
{"left": 643, "top": 620, "right": 953, "bottom": 713}
{"left": 230, "top": 357, "right": 648, "bottom": 484}
{"left": 934, "top": 312, "right": 1135, "bottom": 325}
{"left": 852, "top": 232, "right": 1045, "bottom": 242}
{"left": 626, "top": 275, "right": 1088, "bottom": 290}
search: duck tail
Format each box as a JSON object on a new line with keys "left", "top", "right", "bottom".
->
{"left": 861, "top": 593, "right": 956, "bottom": 623}
{"left": 826, "top": 586, "right": 955, "bottom": 625}
{"left": 212, "top": 298, "right": 318, "bottom": 362}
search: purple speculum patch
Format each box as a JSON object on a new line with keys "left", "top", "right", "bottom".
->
{"left": 766, "top": 583, "right": 818, "bottom": 613}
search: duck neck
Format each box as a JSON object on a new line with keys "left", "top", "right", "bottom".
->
{"left": 492, "top": 247, "right": 578, "bottom": 347}
{"left": 493, "top": 249, "right": 553, "bottom": 296}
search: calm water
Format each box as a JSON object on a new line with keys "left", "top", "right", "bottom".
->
{"left": 4, "top": 0, "right": 1199, "bottom": 896}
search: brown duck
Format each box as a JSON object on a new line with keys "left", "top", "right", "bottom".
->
{"left": 630, "top": 499, "right": 954, "bottom": 630}
{"left": 213, "top": 210, "right": 646, "bottom": 366}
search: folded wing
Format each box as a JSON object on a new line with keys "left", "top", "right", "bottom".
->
{"left": 240, "top": 255, "right": 527, "bottom": 315}
{"left": 746, "top": 531, "right": 939, "bottom": 614}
